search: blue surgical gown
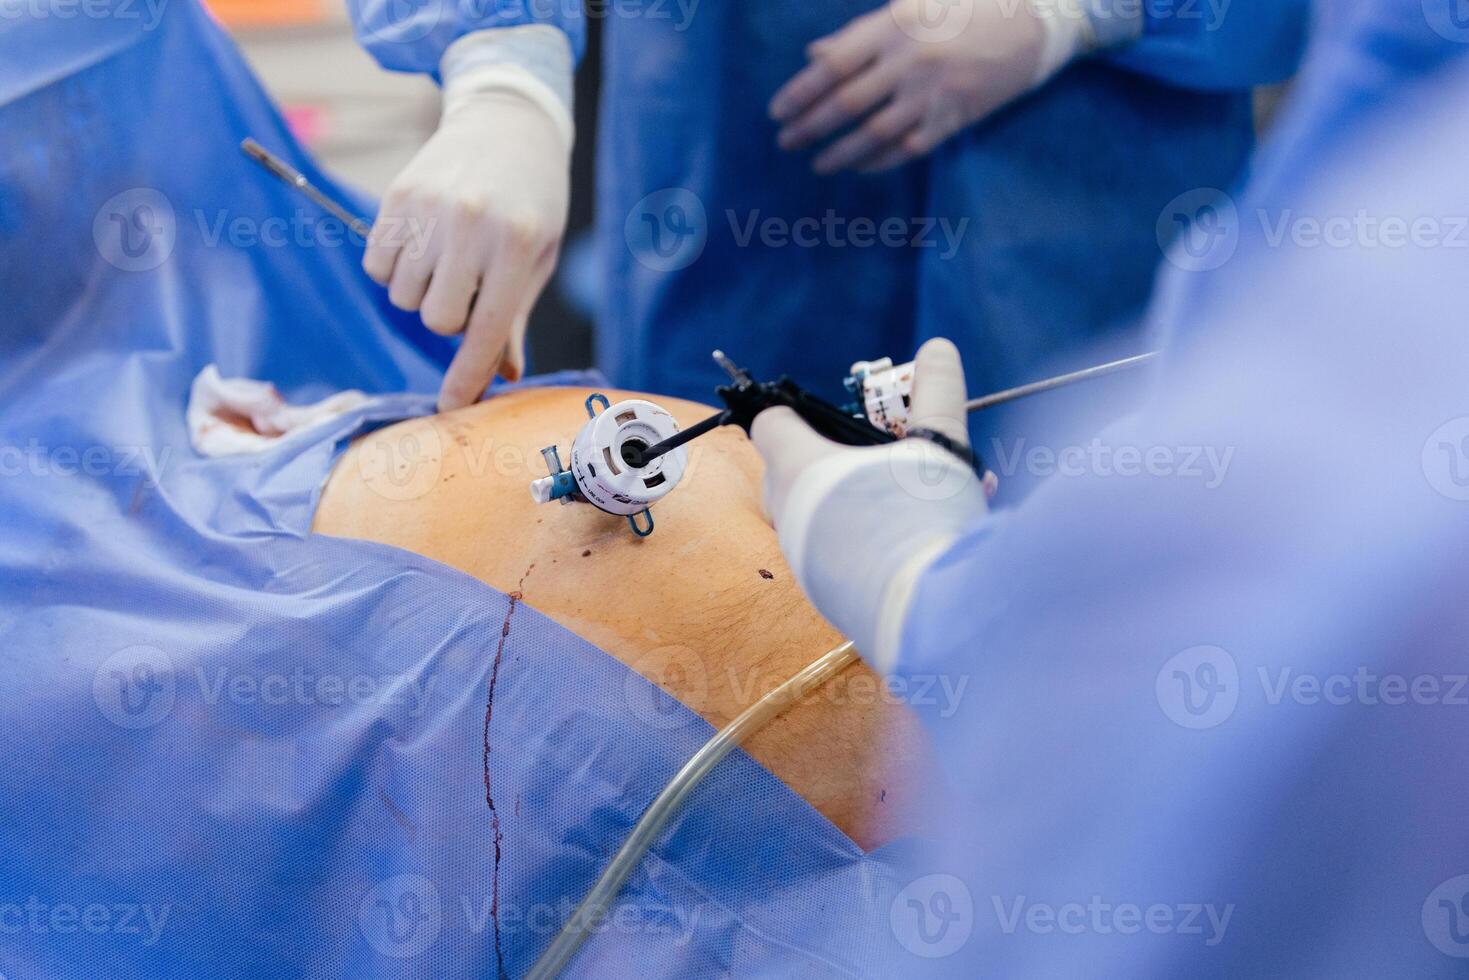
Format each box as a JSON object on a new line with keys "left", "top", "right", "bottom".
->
{"left": 350, "top": 0, "right": 1309, "bottom": 405}
{"left": 894, "top": 2, "right": 1469, "bottom": 974}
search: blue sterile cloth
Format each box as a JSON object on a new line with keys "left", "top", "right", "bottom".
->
{"left": 0, "top": 6, "right": 929, "bottom": 977}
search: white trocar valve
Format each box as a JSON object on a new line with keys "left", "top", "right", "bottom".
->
{"left": 530, "top": 394, "right": 689, "bottom": 537}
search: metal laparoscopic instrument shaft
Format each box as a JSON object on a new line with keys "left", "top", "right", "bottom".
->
{"left": 240, "top": 138, "right": 372, "bottom": 240}
{"left": 964, "top": 350, "right": 1160, "bottom": 413}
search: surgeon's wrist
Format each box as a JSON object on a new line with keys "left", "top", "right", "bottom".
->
{"left": 1026, "top": 0, "right": 1090, "bottom": 86}
{"left": 1026, "top": 0, "right": 1144, "bottom": 85}
{"left": 441, "top": 26, "right": 576, "bottom": 151}
{"left": 778, "top": 442, "right": 988, "bottom": 674}
{"left": 1080, "top": 0, "right": 1144, "bottom": 51}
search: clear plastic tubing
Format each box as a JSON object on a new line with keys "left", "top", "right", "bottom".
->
{"left": 526, "top": 640, "right": 860, "bottom": 979}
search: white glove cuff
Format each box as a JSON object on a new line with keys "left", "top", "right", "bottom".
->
{"left": 779, "top": 442, "right": 988, "bottom": 673}
{"left": 441, "top": 26, "right": 576, "bottom": 151}
{"left": 1028, "top": 0, "right": 1092, "bottom": 87}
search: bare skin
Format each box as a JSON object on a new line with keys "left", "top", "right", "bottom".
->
{"left": 312, "top": 386, "right": 935, "bottom": 850}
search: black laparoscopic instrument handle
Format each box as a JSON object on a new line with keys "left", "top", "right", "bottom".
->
{"left": 630, "top": 347, "right": 1159, "bottom": 473}
{"left": 626, "top": 352, "right": 895, "bottom": 469}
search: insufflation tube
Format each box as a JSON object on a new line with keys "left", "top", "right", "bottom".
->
{"left": 526, "top": 640, "right": 860, "bottom": 979}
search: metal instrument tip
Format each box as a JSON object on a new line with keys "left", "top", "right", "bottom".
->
{"left": 712, "top": 350, "right": 743, "bottom": 382}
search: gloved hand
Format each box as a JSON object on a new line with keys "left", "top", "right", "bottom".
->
{"left": 770, "top": 0, "right": 1093, "bottom": 174}
{"left": 365, "top": 32, "right": 574, "bottom": 412}
{"left": 751, "top": 339, "right": 991, "bottom": 670}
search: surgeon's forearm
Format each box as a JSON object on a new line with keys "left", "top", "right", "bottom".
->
{"left": 346, "top": 0, "right": 586, "bottom": 79}
{"left": 441, "top": 26, "right": 575, "bottom": 139}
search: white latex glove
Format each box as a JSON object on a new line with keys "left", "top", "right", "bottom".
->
{"left": 770, "top": 0, "right": 1093, "bottom": 174}
{"left": 751, "top": 339, "right": 992, "bottom": 670}
{"left": 365, "top": 30, "right": 574, "bottom": 411}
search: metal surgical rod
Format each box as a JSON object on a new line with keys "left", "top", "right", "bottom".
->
{"left": 240, "top": 138, "right": 373, "bottom": 240}
{"left": 964, "top": 350, "right": 1160, "bottom": 413}
{"left": 625, "top": 409, "right": 729, "bottom": 467}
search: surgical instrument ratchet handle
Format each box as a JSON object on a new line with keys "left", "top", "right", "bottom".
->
{"left": 240, "top": 138, "right": 373, "bottom": 240}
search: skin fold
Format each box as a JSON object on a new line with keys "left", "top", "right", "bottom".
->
{"left": 313, "top": 386, "right": 936, "bottom": 849}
